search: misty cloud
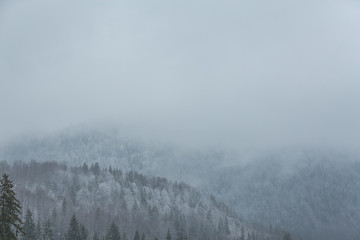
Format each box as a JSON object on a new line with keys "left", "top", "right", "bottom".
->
{"left": 1, "top": 0, "right": 360, "bottom": 148}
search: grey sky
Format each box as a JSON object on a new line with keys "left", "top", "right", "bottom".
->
{"left": 1, "top": 0, "right": 360, "bottom": 148}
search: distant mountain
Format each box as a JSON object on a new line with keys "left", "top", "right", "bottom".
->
{"left": 204, "top": 153, "right": 360, "bottom": 240}
{"left": 1, "top": 129, "right": 360, "bottom": 240}
{"left": 0, "top": 161, "right": 283, "bottom": 240}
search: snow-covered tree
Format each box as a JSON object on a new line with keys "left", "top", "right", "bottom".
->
{"left": 0, "top": 174, "right": 24, "bottom": 240}
{"left": 105, "top": 222, "right": 121, "bottom": 240}
{"left": 166, "top": 229, "right": 171, "bottom": 240}
{"left": 21, "top": 210, "right": 35, "bottom": 240}
{"left": 66, "top": 215, "right": 80, "bottom": 240}
{"left": 42, "top": 219, "right": 54, "bottom": 240}
{"left": 133, "top": 230, "right": 140, "bottom": 240}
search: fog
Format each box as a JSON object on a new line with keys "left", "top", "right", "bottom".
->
{"left": 1, "top": 0, "right": 360, "bottom": 149}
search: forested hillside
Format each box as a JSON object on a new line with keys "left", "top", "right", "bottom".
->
{"left": 205, "top": 154, "right": 360, "bottom": 240}
{"left": 0, "top": 160, "right": 284, "bottom": 240}
{"left": 1, "top": 130, "right": 360, "bottom": 240}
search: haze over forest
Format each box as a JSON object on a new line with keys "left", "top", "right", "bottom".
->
{"left": 1, "top": 0, "right": 360, "bottom": 149}
{"left": 1, "top": 1, "right": 360, "bottom": 240}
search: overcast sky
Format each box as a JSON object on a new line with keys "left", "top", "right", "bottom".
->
{"left": 0, "top": 0, "right": 360, "bottom": 149}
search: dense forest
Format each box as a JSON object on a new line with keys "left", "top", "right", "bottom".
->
{"left": 2, "top": 130, "right": 360, "bottom": 239}
{"left": 0, "top": 160, "right": 287, "bottom": 240}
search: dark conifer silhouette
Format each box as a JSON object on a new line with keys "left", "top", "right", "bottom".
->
{"left": 0, "top": 174, "right": 24, "bottom": 240}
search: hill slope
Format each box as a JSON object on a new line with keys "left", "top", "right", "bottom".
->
{"left": 1, "top": 129, "right": 360, "bottom": 240}
{"left": 0, "top": 160, "right": 283, "bottom": 240}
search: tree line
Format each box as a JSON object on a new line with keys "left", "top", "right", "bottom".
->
{"left": 0, "top": 162, "right": 291, "bottom": 240}
{"left": 2, "top": 173, "right": 170, "bottom": 240}
{"left": 22, "top": 209, "right": 171, "bottom": 240}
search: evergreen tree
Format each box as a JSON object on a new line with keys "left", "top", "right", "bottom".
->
{"left": 70, "top": 185, "right": 77, "bottom": 206}
{"left": 133, "top": 231, "right": 140, "bottom": 240}
{"left": 131, "top": 201, "right": 139, "bottom": 213}
{"left": 62, "top": 200, "right": 67, "bottom": 216}
{"left": 35, "top": 220, "right": 42, "bottom": 240}
{"left": 82, "top": 163, "right": 89, "bottom": 174}
{"left": 283, "top": 233, "right": 291, "bottom": 240}
{"left": 251, "top": 231, "right": 255, "bottom": 240}
{"left": 122, "top": 232, "right": 128, "bottom": 240}
{"left": 42, "top": 219, "right": 54, "bottom": 240}
{"left": 91, "top": 163, "right": 101, "bottom": 176}
{"left": 105, "top": 222, "right": 121, "bottom": 240}
{"left": 51, "top": 209, "right": 59, "bottom": 240}
{"left": 51, "top": 209, "right": 57, "bottom": 227}
{"left": 120, "top": 192, "right": 127, "bottom": 211}
{"left": 66, "top": 215, "right": 80, "bottom": 240}
{"left": 93, "top": 232, "right": 99, "bottom": 240}
{"left": 141, "top": 233, "right": 145, "bottom": 240}
{"left": 80, "top": 224, "right": 89, "bottom": 240}
{"left": 0, "top": 174, "right": 24, "bottom": 240}
{"left": 174, "top": 214, "right": 187, "bottom": 240}
{"left": 21, "top": 210, "right": 36, "bottom": 240}
{"left": 166, "top": 229, "right": 171, "bottom": 240}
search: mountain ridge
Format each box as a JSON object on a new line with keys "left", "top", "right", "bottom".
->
{"left": 1, "top": 129, "right": 359, "bottom": 240}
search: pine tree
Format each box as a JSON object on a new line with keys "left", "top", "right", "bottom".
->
{"left": 251, "top": 231, "right": 255, "bottom": 240}
{"left": 105, "top": 222, "right": 121, "bottom": 240}
{"left": 35, "top": 220, "right": 42, "bottom": 240}
{"left": 51, "top": 209, "right": 59, "bottom": 240}
{"left": 93, "top": 232, "right": 99, "bottom": 240}
{"left": 283, "top": 232, "right": 291, "bottom": 240}
{"left": 82, "top": 163, "right": 89, "bottom": 174}
{"left": 62, "top": 200, "right": 67, "bottom": 216}
{"left": 66, "top": 215, "right": 80, "bottom": 240}
{"left": 42, "top": 219, "right": 54, "bottom": 240}
{"left": 51, "top": 209, "right": 57, "bottom": 227}
{"left": 133, "top": 231, "right": 140, "bottom": 240}
{"left": 91, "top": 163, "right": 100, "bottom": 176}
{"left": 131, "top": 201, "right": 139, "bottom": 213}
{"left": 80, "top": 224, "right": 89, "bottom": 240}
{"left": 174, "top": 214, "right": 187, "bottom": 240}
{"left": 21, "top": 210, "right": 36, "bottom": 240}
{"left": 122, "top": 232, "right": 128, "bottom": 240}
{"left": 70, "top": 185, "right": 77, "bottom": 206}
{"left": 166, "top": 229, "right": 171, "bottom": 240}
{"left": 0, "top": 174, "right": 24, "bottom": 240}
{"left": 141, "top": 233, "right": 145, "bottom": 240}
